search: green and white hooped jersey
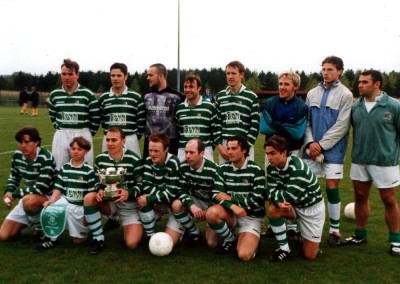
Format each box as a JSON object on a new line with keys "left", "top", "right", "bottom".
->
{"left": 267, "top": 156, "right": 323, "bottom": 208}
{"left": 49, "top": 85, "right": 101, "bottom": 136}
{"left": 143, "top": 153, "right": 181, "bottom": 205}
{"left": 176, "top": 98, "right": 218, "bottom": 148}
{"left": 179, "top": 158, "right": 219, "bottom": 207}
{"left": 94, "top": 149, "right": 143, "bottom": 198}
{"left": 54, "top": 162, "right": 97, "bottom": 206}
{"left": 99, "top": 88, "right": 145, "bottom": 136}
{"left": 213, "top": 158, "right": 266, "bottom": 218}
{"left": 215, "top": 85, "right": 260, "bottom": 145}
{"left": 5, "top": 147, "right": 57, "bottom": 198}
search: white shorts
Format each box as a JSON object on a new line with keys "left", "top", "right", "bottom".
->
{"left": 350, "top": 163, "right": 400, "bottom": 188}
{"left": 114, "top": 201, "right": 141, "bottom": 226}
{"left": 178, "top": 146, "right": 214, "bottom": 163}
{"left": 66, "top": 204, "right": 89, "bottom": 239}
{"left": 292, "top": 200, "right": 325, "bottom": 243}
{"left": 191, "top": 196, "right": 213, "bottom": 211}
{"left": 6, "top": 195, "right": 68, "bottom": 225}
{"left": 102, "top": 134, "right": 141, "bottom": 157}
{"left": 303, "top": 159, "right": 343, "bottom": 179}
{"left": 265, "top": 150, "right": 301, "bottom": 171}
{"left": 219, "top": 139, "right": 254, "bottom": 164}
{"left": 52, "top": 129, "right": 93, "bottom": 170}
{"left": 233, "top": 215, "right": 264, "bottom": 238}
{"left": 154, "top": 203, "right": 185, "bottom": 234}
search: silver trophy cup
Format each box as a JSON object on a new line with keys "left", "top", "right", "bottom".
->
{"left": 98, "top": 168, "right": 125, "bottom": 201}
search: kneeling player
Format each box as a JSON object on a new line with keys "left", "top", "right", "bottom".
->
{"left": 84, "top": 127, "right": 144, "bottom": 254}
{"left": 42, "top": 137, "right": 97, "bottom": 249}
{"left": 0, "top": 127, "right": 64, "bottom": 243}
{"left": 265, "top": 135, "right": 325, "bottom": 261}
{"left": 137, "top": 132, "right": 185, "bottom": 247}
{"left": 171, "top": 139, "right": 220, "bottom": 247}
{"left": 206, "top": 136, "right": 266, "bottom": 261}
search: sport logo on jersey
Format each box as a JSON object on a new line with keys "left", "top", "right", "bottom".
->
{"left": 61, "top": 113, "right": 79, "bottom": 122}
{"left": 226, "top": 111, "right": 241, "bottom": 124}
{"left": 384, "top": 112, "right": 392, "bottom": 121}
{"left": 183, "top": 125, "right": 200, "bottom": 135}
{"left": 110, "top": 113, "right": 127, "bottom": 123}
{"left": 165, "top": 98, "right": 174, "bottom": 107}
{"left": 242, "top": 179, "right": 248, "bottom": 185}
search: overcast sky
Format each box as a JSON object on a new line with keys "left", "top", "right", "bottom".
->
{"left": 1, "top": 0, "right": 400, "bottom": 75}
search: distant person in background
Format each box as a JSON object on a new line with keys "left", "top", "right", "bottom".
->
{"left": 143, "top": 63, "right": 184, "bottom": 158}
{"left": 343, "top": 70, "right": 400, "bottom": 257}
{"left": 303, "top": 55, "right": 353, "bottom": 247}
{"left": 30, "top": 86, "right": 39, "bottom": 117}
{"left": 203, "top": 88, "right": 214, "bottom": 103}
{"left": 98, "top": 62, "right": 145, "bottom": 156}
{"left": 215, "top": 61, "right": 260, "bottom": 164}
{"left": 19, "top": 87, "right": 29, "bottom": 115}
{"left": 48, "top": 58, "right": 100, "bottom": 170}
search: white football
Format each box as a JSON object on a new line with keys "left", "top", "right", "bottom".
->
{"left": 149, "top": 232, "right": 173, "bottom": 256}
{"left": 344, "top": 202, "right": 356, "bottom": 220}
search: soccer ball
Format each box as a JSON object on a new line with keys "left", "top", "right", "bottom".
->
{"left": 149, "top": 232, "right": 173, "bottom": 256}
{"left": 344, "top": 202, "right": 356, "bottom": 220}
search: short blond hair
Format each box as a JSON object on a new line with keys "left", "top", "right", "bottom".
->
{"left": 278, "top": 70, "right": 301, "bottom": 88}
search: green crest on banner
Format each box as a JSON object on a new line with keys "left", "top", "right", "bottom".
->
{"left": 40, "top": 204, "right": 68, "bottom": 238}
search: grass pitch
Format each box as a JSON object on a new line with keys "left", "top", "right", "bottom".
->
{"left": 0, "top": 106, "right": 399, "bottom": 283}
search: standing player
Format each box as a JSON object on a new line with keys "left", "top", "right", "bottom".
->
{"left": 265, "top": 135, "right": 325, "bottom": 261}
{"left": 41, "top": 137, "right": 97, "bottom": 249}
{"left": 136, "top": 132, "right": 184, "bottom": 247}
{"left": 48, "top": 58, "right": 100, "bottom": 170}
{"left": 260, "top": 70, "right": 308, "bottom": 164}
{"left": 303, "top": 56, "right": 353, "bottom": 247}
{"left": 98, "top": 62, "right": 145, "bottom": 156}
{"left": 0, "top": 127, "right": 63, "bottom": 241}
{"left": 215, "top": 61, "right": 260, "bottom": 164}
{"left": 206, "top": 136, "right": 265, "bottom": 261}
{"left": 343, "top": 70, "right": 400, "bottom": 257}
{"left": 83, "top": 127, "right": 144, "bottom": 254}
{"left": 176, "top": 74, "right": 218, "bottom": 162}
{"left": 143, "top": 63, "right": 184, "bottom": 157}
{"left": 171, "top": 139, "right": 220, "bottom": 247}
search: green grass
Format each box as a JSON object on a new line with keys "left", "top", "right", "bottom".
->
{"left": 0, "top": 106, "right": 399, "bottom": 283}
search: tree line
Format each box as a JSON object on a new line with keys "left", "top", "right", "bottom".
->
{"left": 1, "top": 68, "right": 400, "bottom": 97}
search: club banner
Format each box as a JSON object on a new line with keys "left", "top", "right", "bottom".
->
{"left": 40, "top": 204, "right": 68, "bottom": 238}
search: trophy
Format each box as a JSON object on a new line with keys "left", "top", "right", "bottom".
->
{"left": 98, "top": 167, "right": 126, "bottom": 201}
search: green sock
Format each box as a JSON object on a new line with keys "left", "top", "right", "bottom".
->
{"left": 209, "top": 220, "right": 235, "bottom": 242}
{"left": 355, "top": 228, "right": 368, "bottom": 239}
{"left": 388, "top": 232, "right": 400, "bottom": 245}
{"left": 326, "top": 188, "right": 340, "bottom": 233}
{"left": 84, "top": 205, "right": 104, "bottom": 241}
{"left": 269, "top": 217, "right": 289, "bottom": 251}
